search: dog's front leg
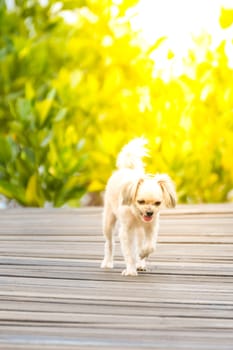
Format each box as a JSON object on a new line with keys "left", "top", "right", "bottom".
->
{"left": 119, "top": 226, "right": 137, "bottom": 276}
{"left": 140, "top": 221, "right": 159, "bottom": 260}
{"left": 136, "top": 229, "right": 147, "bottom": 271}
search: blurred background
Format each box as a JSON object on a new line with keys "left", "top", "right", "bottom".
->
{"left": 0, "top": 0, "right": 233, "bottom": 207}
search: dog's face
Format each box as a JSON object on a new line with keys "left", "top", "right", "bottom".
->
{"left": 121, "top": 175, "right": 176, "bottom": 223}
{"left": 134, "top": 178, "right": 163, "bottom": 223}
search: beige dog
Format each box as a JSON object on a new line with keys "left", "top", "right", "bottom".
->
{"left": 101, "top": 138, "right": 176, "bottom": 276}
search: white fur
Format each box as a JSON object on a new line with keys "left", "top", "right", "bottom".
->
{"left": 101, "top": 138, "right": 176, "bottom": 276}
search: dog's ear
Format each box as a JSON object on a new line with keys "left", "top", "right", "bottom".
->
{"left": 155, "top": 174, "right": 176, "bottom": 208}
{"left": 121, "top": 178, "right": 143, "bottom": 205}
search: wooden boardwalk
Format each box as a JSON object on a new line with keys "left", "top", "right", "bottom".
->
{"left": 0, "top": 204, "right": 233, "bottom": 349}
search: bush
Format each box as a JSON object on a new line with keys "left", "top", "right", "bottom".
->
{"left": 0, "top": 0, "right": 233, "bottom": 206}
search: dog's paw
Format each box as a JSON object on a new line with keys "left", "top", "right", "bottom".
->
{"left": 137, "top": 259, "right": 147, "bottom": 271}
{"left": 137, "top": 266, "right": 147, "bottom": 272}
{"left": 121, "top": 268, "right": 138, "bottom": 276}
{"left": 101, "top": 260, "right": 113, "bottom": 269}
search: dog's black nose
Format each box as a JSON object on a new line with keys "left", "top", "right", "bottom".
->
{"left": 146, "top": 211, "right": 153, "bottom": 217}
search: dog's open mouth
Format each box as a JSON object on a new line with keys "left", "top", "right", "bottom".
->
{"left": 142, "top": 214, "right": 154, "bottom": 222}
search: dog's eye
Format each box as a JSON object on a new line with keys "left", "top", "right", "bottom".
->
{"left": 154, "top": 201, "right": 161, "bottom": 206}
{"left": 137, "top": 199, "right": 145, "bottom": 205}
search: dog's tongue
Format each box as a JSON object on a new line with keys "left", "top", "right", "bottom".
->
{"left": 143, "top": 215, "right": 153, "bottom": 222}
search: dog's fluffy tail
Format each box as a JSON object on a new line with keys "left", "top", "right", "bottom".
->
{"left": 116, "top": 137, "right": 148, "bottom": 170}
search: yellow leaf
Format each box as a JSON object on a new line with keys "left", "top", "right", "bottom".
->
{"left": 25, "top": 174, "right": 44, "bottom": 207}
{"left": 167, "top": 50, "right": 174, "bottom": 59}
{"left": 219, "top": 7, "right": 233, "bottom": 29}
{"left": 88, "top": 180, "right": 104, "bottom": 192}
{"left": 36, "top": 99, "right": 53, "bottom": 125}
{"left": 25, "top": 82, "right": 35, "bottom": 100}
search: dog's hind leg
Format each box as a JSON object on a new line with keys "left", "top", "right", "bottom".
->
{"left": 101, "top": 208, "right": 116, "bottom": 269}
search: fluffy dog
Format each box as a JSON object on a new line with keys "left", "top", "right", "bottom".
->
{"left": 101, "top": 138, "right": 176, "bottom": 276}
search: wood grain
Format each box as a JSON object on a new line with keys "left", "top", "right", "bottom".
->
{"left": 0, "top": 203, "right": 233, "bottom": 349}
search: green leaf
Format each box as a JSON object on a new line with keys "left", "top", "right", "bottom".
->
{"left": 46, "top": 88, "right": 56, "bottom": 100}
{"left": 54, "top": 108, "right": 67, "bottom": 122}
{"left": 0, "top": 180, "right": 25, "bottom": 204}
{"left": 0, "top": 136, "right": 13, "bottom": 165}
{"left": 16, "top": 98, "right": 32, "bottom": 124}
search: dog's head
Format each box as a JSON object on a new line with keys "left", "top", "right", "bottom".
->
{"left": 121, "top": 174, "right": 176, "bottom": 223}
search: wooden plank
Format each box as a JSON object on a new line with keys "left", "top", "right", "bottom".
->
{"left": 0, "top": 204, "right": 233, "bottom": 349}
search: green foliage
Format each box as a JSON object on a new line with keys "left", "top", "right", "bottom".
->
{"left": 0, "top": 0, "right": 233, "bottom": 206}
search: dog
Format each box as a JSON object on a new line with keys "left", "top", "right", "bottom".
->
{"left": 101, "top": 138, "right": 176, "bottom": 276}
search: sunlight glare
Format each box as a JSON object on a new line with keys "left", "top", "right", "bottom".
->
{"left": 131, "top": 0, "right": 233, "bottom": 79}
